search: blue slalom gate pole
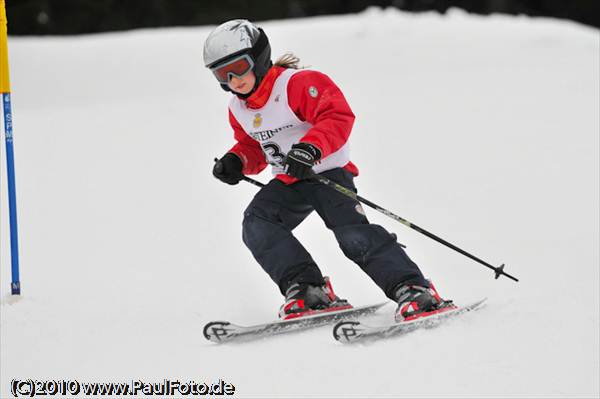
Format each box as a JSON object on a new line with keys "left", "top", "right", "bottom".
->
{"left": 3, "top": 93, "right": 19, "bottom": 294}
{"left": 2, "top": 0, "right": 20, "bottom": 295}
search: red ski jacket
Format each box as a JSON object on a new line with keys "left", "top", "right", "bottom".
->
{"left": 228, "top": 66, "right": 359, "bottom": 184}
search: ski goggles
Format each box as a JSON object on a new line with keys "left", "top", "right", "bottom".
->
{"left": 210, "top": 54, "right": 255, "bottom": 84}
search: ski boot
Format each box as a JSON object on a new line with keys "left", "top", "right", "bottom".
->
{"left": 278, "top": 276, "right": 352, "bottom": 320}
{"left": 393, "top": 280, "right": 455, "bottom": 322}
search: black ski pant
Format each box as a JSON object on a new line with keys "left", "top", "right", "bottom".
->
{"left": 242, "top": 168, "right": 429, "bottom": 299}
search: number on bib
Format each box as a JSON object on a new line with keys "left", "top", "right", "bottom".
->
{"left": 262, "top": 142, "right": 285, "bottom": 165}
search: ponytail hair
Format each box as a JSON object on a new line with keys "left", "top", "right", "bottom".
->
{"left": 274, "top": 53, "right": 303, "bottom": 69}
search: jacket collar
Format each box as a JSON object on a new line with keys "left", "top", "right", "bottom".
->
{"left": 244, "top": 66, "right": 286, "bottom": 109}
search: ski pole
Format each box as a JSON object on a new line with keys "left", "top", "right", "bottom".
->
{"left": 307, "top": 172, "right": 518, "bottom": 282}
{"left": 216, "top": 155, "right": 518, "bottom": 282}
{"left": 213, "top": 157, "right": 267, "bottom": 189}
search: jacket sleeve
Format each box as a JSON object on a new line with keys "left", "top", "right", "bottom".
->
{"left": 287, "top": 70, "right": 355, "bottom": 158}
{"left": 227, "top": 110, "right": 268, "bottom": 175}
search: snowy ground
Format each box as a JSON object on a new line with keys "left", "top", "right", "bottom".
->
{"left": 1, "top": 7, "right": 598, "bottom": 398}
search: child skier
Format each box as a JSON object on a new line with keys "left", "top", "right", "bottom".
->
{"left": 204, "top": 19, "right": 452, "bottom": 321}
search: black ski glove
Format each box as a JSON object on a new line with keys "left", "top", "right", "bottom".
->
{"left": 213, "top": 153, "right": 244, "bottom": 185}
{"left": 284, "top": 143, "right": 322, "bottom": 180}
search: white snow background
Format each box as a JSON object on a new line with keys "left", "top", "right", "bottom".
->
{"left": 1, "top": 7, "right": 599, "bottom": 399}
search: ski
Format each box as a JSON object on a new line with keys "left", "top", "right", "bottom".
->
{"left": 333, "top": 298, "right": 487, "bottom": 344}
{"left": 203, "top": 302, "right": 387, "bottom": 343}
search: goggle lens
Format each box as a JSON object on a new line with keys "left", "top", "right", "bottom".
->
{"left": 212, "top": 56, "right": 253, "bottom": 83}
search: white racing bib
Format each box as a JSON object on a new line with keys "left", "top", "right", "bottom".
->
{"left": 229, "top": 68, "right": 351, "bottom": 176}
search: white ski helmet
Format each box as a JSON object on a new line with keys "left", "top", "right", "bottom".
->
{"left": 203, "top": 19, "right": 272, "bottom": 93}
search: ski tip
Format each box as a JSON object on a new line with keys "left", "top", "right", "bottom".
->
{"left": 459, "top": 297, "right": 487, "bottom": 313}
{"left": 203, "top": 321, "right": 232, "bottom": 342}
{"left": 475, "top": 297, "right": 488, "bottom": 307}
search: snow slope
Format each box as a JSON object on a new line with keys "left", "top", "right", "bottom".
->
{"left": 1, "top": 7, "right": 598, "bottom": 398}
